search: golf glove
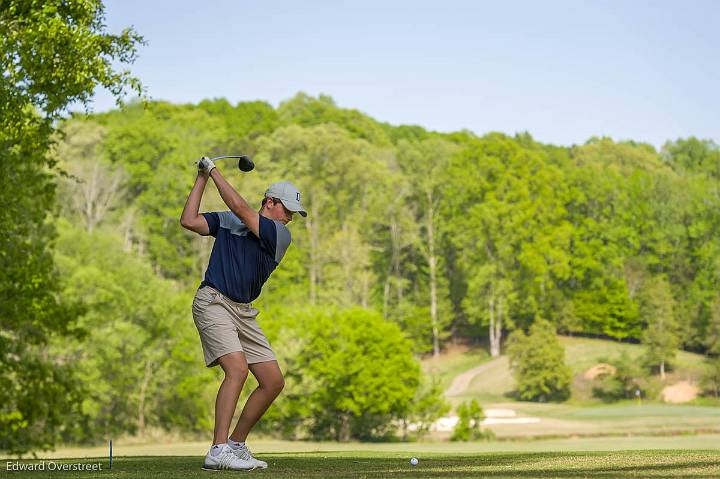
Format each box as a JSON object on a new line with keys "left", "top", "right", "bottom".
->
{"left": 197, "top": 156, "right": 216, "bottom": 174}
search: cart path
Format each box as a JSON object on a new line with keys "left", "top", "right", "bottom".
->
{"left": 445, "top": 356, "right": 507, "bottom": 396}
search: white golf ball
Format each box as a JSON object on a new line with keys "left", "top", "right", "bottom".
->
{"left": 410, "top": 457, "right": 418, "bottom": 466}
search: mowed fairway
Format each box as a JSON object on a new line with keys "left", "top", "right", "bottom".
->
{"left": 5, "top": 438, "right": 720, "bottom": 478}
{"left": 3, "top": 450, "right": 719, "bottom": 478}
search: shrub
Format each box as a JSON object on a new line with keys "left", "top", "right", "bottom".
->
{"left": 451, "top": 400, "right": 493, "bottom": 441}
{"left": 506, "top": 319, "right": 572, "bottom": 402}
{"left": 701, "top": 357, "right": 720, "bottom": 398}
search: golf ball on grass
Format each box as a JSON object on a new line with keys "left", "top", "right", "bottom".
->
{"left": 410, "top": 457, "right": 418, "bottom": 466}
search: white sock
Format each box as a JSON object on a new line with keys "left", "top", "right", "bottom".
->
{"left": 227, "top": 439, "right": 245, "bottom": 449}
{"left": 210, "top": 443, "right": 226, "bottom": 456}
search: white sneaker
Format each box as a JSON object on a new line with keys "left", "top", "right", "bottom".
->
{"left": 202, "top": 444, "right": 256, "bottom": 471}
{"left": 232, "top": 444, "right": 268, "bottom": 469}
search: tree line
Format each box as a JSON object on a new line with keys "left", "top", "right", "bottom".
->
{"left": 70, "top": 95, "right": 720, "bottom": 360}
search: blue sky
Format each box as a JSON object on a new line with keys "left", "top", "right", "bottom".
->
{"left": 92, "top": 0, "right": 719, "bottom": 147}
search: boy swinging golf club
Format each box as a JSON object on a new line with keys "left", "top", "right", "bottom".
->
{"left": 180, "top": 155, "right": 306, "bottom": 471}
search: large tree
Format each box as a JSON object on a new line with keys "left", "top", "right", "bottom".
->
{"left": 397, "top": 138, "right": 459, "bottom": 357}
{"left": 640, "top": 277, "right": 679, "bottom": 380}
{"left": 0, "top": 0, "right": 142, "bottom": 452}
{"left": 507, "top": 319, "right": 572, "bottom": 402}
{"left": 444, "top": 134, "right": 572, "bottom": 356}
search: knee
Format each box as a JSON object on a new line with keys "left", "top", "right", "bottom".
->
{"left": 265, "top": 376, "right": 285, "bottom": 397}
{"left": 222, "top": 357, "right": 249, "bottom": 382}
{"left": 227, "top": 364, "right": 249, "bottom": 382}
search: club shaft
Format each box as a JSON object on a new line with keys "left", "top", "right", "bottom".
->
{"left": 210, "top": 155, "right": 247, "bottom": 161}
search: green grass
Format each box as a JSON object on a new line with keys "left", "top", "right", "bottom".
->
{"left": 4, "top": 450, "right": 719, "bottom": 478}
{"left": 15, "top": 435, "right": 720, "bottom": 458}
{"left": 561, "top": 404, "right": 720, "bottom": 418}
{"left": 7, "top": 436, "right": 720, "bottom": 477}
{"left": 560, "top": 336, "right": 704, "bottom": 379}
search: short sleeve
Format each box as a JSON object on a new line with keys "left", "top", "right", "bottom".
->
{"left": 202, "top": 212, "right": 220, "bottom": 237}
{"left": 258, "top": 215, "right": 292, "bottom": 263}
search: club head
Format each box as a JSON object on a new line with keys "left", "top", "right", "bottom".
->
{"left": 238, "top": 155, "right": 254, "bottom": 172}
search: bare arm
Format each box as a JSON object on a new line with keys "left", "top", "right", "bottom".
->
{"left": 180, "top": 173, "right": 210, "bottom": 235}
{"left": 208, "top": 168, "right": 260, "bottom": 237}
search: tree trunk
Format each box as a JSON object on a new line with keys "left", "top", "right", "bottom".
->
{"left": 489, "top": 295, "right": 503, "bottom": 357}
{"left": 429, "top": 242, "right": 439, "bottom": 358}
{"left": 495, "top": 299, "right": 504, "bottom": 355}
{"left": 361, "top": 272, "right": 369, "bottom": 308}
{"left": 337, "top": 414, "right": 351, "bottom": 442}
{"left": 138, "top": 359, "right": 154, "bottom": 437}
{"left": 383, "top": 275, "right": 391, "bottom": 319}
{"left": 392, "top": 220, "right": 404, "bottom": 309}
{"left": 77, "top": 162, "right": 124, "bottom": 232}
{"left": 488, "top": 297, "right": 497, "bottom": 357}
{"left": 307, "top": 218, "right": 317, "bottom": 304}
{"left": 121, "top": 208, "right": 136, "bottom": 253}
{"left": 306, "top": 202, "right": 320, "bottom": 305}
{"left": 427, "top": 192, "right": 440, "bottom": 358}
{"left": 660, "top": 360, "right": 665, "bottom": 380}
{"left": 341, "top": 223, "right": 354, "bottom": 305}
{"left": 383, "top": 218, "right": 401, "bottom": 318}
{"left": 83, "top": 163, "right": 98, "bottom": 231}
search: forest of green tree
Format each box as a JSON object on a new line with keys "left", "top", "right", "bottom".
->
{"left": 3, "top": 0, "right": 720, "bottom": 455}
{"left": 29, "top": 93, "right": 719, "bottom": 445}
{"left": 58, "top": 94, "right": 720, "bottom": 355}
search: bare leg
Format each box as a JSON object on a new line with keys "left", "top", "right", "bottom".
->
{"left": 213, "top": 352, "right": 249, "bottom": 445}
{"left": 229, "top": 360, "right": 284, "bottom": 442}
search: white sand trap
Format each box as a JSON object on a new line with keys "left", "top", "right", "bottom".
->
{"left": 482, "top": 408, "right": 540, "bottom": 425}
{"left": 485, "top": 408, "right": 517, "bottom": 418}
{"left": 419, "top": 409, "right": 540, "bottom": 432}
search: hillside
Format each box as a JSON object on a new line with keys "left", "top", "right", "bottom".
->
{"left": 422, "top": 336, "right": 719, "bottom": 438}
{"left": 425, "top": 335, "right": 707, "bottom": 403}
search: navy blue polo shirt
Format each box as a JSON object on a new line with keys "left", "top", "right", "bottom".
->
{"left": 200, "top": 211, "right": 291, "bottom": 303}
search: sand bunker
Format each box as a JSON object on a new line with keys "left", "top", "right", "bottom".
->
{"left": 661, "top": 380, "right": 699, "bottom": 403}
{"left": 583, "top": 363, "right": 617, "bottom": 380}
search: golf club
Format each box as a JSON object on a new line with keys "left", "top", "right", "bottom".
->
{"left": 198, "top": 155, "right": 255, "bottom": 172}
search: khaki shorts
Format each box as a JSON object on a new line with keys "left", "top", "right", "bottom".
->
{"left": 191, "top": 286, "right": 276, "bottom": 367}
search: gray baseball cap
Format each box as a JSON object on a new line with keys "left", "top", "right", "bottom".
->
{"left": 265, "top": 181, "right": 307, "bottom": 217}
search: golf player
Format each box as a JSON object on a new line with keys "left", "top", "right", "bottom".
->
{"left": 180, "top": 156, "right": 306, "bottom": 471}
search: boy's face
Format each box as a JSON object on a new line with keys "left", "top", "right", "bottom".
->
{"left": 266, "top": 198, "right": 294, "bottom": 224}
